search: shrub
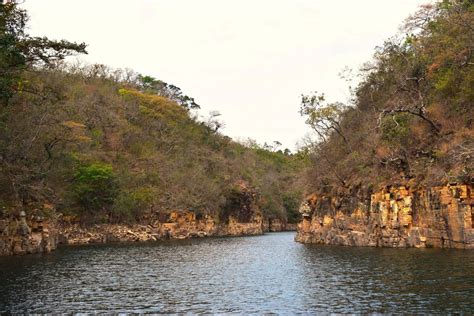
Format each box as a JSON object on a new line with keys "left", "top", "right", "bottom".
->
{"left": 72, "top": 163, "right": 118, "bottom": 213}
{"left": 113, "top": 187, "right": 156, "bottom": 222}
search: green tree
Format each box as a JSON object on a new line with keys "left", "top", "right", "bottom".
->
{"left": 0, "top": 1, "right": 86, "bottom": 105}
{"left": 72, "top": 163, "right": 118, "bottom": 214}
{"left": 137, "top": 75, "right": 200, "bottom": 109}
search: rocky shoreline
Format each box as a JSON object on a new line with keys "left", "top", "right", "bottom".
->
{"left": 60, "top": 212, "right": 265, "bottom": 245}
{"left": 296, "top": 184, "right": 474, "bottom": 249}
{"left": 0, "top": 209, "right": 296, "bottom": 256}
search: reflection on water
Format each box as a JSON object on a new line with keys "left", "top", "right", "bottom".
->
{"left": 1, "top": 232, "right": 474, "bottom": 313}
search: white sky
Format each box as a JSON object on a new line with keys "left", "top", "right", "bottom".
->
{"left": 23, "top": 0, "right": 430, "bottom": 150}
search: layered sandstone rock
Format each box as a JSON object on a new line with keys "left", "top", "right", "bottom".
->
{"left": 296, "top": 184, "right": 474, "bottom": 249}
{"left": 60, "top": 210, "right": 264, "bottom": 245}
{"left": 0, "top": 212, "right": 58, "bottom": 256}
{"left": 1, "top": 208, "right": 265, "bottom": 255}
{"left": 0, "top": 181, "right": 281, "bottom": 255}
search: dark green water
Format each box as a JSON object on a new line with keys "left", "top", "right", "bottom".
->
{"left": 1, "top": 232, "right": 474, "bottom": 313}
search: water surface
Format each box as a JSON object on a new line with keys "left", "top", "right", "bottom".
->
{"left": 1, "top": 232, "right": 474, "bottom": 313}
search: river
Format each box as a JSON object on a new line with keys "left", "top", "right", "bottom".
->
{"left": 1, "top": 232, "right": 474, "bottom": 313}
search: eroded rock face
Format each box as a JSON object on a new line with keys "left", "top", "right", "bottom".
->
{"left": 296, "top": 184, "right": 474, "bottom": 249}
{"left": 1, "top": 208, "right": 265, "bottom": 255}
{"left": 60, "top": 211, "right": 264, "bottom": 245}
{"left": 1, "top": 180, "right": 267, "bottom": 256}
{"left": 0, "top": 215, "right": 58, "bottom": 256}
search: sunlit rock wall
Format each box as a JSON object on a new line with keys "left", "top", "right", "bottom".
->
{"left": 296, "top": 185, "right": 474, "bottom": 249}
{"left": 1, "top": 208, "right": 264, "bottom": 255}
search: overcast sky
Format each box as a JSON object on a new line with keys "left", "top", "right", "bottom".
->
{"left": 23, "top": 0, "right": 430, "bottom": 150}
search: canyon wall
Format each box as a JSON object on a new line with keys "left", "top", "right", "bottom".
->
{"left": 296, "top": 184, "right": 474, "bottom": 249}
{"left": 0, "top": 210, "right": 265, "bottom": 255}
{"left": 0, "top": 180, "right": 270, "bottom": 256}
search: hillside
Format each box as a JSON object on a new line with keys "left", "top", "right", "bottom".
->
{"left": 0, "top": 1, "right": 307, "bottom": 235}
{"left": 297, "top": 0, "right": 474, "bottom": 249}
{"left": 1, "top": 66, "right": 306, "bottom": 222}
{"left": 300, "top": 0, "right": 473, "bottom": 195}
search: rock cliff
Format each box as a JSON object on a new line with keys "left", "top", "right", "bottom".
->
{"left": 0, "top": 209, "right": 265, "bottom": 255}
{"left": 296, "top": 184, "right": 474, "bottom": 249}
{"left": 59, "top": 211, "right": 264, "bottom": 245}
{"left": 0, "top": 181, "right": 269, "bottom": 255}
{"left": 0, "top": 211, "right": 58, "bottom": 256}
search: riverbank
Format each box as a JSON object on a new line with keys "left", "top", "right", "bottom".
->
{"left": 60, "top": 212, "right": 265, "bottom": 245}
{"left": 0, "top": 209, "right": 296, "bottom": 255}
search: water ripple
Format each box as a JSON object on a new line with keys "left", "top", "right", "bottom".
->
{"left": 1, "top": 233, "right": 474, "bottom": 313}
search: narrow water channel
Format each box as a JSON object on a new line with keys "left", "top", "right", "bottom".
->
{"left": 1, "top": 232, "right": 474, "bottom": 313}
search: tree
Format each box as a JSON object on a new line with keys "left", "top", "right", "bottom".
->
{"left": 300, "top": 92, "right": 350, "bottom": 147}
{"left": 299, "top": 0, "right": 474, "bottom": 195}
{"left": 137, "top": 75, "right": 200, "bottom": 110}
{"left": 0, "top": 0, "right": 86, "bottom": 207}
{"left": 72, "top": 163, "right": 118, "bottom": 214}
{"left": 370, "top": 40, "right": 441, "bottom": 134}
{"left": 272, "top": 141, "right": 282, "bottom": 152}
{"left": 0, "top": 1, "right": 86, "bottom": 105}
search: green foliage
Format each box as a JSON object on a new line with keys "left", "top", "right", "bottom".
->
{"left": 302, "top": 0, "right": 474, "bottom": 195}
{"left": 136, "top": 74, "right": 200, "bottom": 109}
{"left": 0, "top": 65, "right": 307, "bottom": 223}
{"left": 300, "top": 92, "right": 348, "bottom": 143}
{"left": 219, "top": 186, "right": 243, "bottom": 222}
{"left": 113, "top": 187, "right": 156, "bottom": 222}
{"left": 72, "top": 163, "right": 118, "bottom": 213}
{"left": 0, "top": 3, "right": 307, "bottom": 224}
{"left": 0, "top": 2, "right": 25, "bottom": 104}
{"left": 261, "top": 196, "right": 284, "bottom": 219}
{"left": 282, "top": 191, "right": 302, "bottom": 224}
{"left": 381, "top": 114, "right": 411, "bottom": 144}
{"left": 0, "top": 2, "right": 86, "bottom": 105}
{"left": 219, "top": 184, "right": 260, "bottom": 223}
{"left": 434, "top": 68, "right": 455, "bottom": 93}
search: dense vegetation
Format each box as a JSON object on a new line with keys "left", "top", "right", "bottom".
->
{"left": 0, "top": 2, "right": 307, "bottom": 224}
{"left": 2, "top": 0, "right": 471, "bottom": 226}
{"left": 301, "top": 0, "right": 473, "bottom": 196}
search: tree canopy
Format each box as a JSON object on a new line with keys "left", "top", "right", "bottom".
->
{"left": 0, "top": 1, "right": 307, "bottom": 225}
{"left": 302, "top": 0, "right": 473, "bottom": 196}
{"left": 0, "top": 1, "right": 86, "bottom": 105}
